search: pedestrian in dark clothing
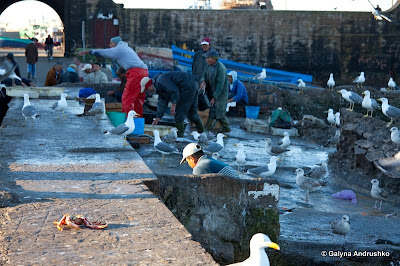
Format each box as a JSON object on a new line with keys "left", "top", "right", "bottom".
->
{"left": 192, "top": 37, "right": 211, "bottom": 85}
{"left": 107, "top": 68, "right": 126, "bottom": 102}
{"left": 200, "top": 49, "right": 231, "bottom": 133}
{"left": 58, "top": 64, "right": 79, "bottom": 84}
{"left": 141, "top": 71, "right": 205, "bottom": 137}
{"left": 45, "top": 35, "right": 54, "bottom": 60}
{"left": 25, "top": 38, "right": 38, "bottom": 79}
{"left": 0, "top": 87, "right": 12, "bottom": 126}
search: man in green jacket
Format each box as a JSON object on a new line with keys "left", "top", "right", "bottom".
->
{"left": 200, "top": 49, "right": 231, "bottom": 133}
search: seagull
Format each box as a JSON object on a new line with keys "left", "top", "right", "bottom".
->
{"left": 162, "top": 127, "right": 178, "bottom": 144}
{"left": 265, "top": 138, "right": 287, "bottom": 156}
{"left": 353, "top": 72, "right": 365, "bottom": 88}
{"left": 378, "top": 97, "right": 400, "bottom": 127}
{"left": 247, "top": 156, "right": 278, "bottom": 178}
{"left": 305, "top": 162, "right": 329, "bottom": 180}
{"left": 234, "top": 143, "right": 247, "bottom": 173}
{"left": 376, "top": 152, "right": 400, "bottom": 173}
{"left": 198, "top": 132, "right": 209, "bottom": 145}
{"left": 227, "top": 233, "right": 280, "bottom": 266}
{"left": 278, "top": 132, "right": 291, "bottom": 149}
{"left": 252, "top": 69, "right": 266, "bottom": 83}
{"left": 327, "top": 109, "right": 336, "bottom": 126}
{"left": 153, "top": 129, "right": 180, "bottom": 162}
{"left": 203, "top": 133, "right": 225, "bottom": 155}
{"left": 297, "top": 79, "right": 306, "bottom": 94}
{"left": 327, "top": 73, "right": 335, "bottom": 91}
{"left": 370, "top": 179, "right": 389, "bottom": 210}
{"left": 191, "top": 131, "right": 200, "bottom": 141}
{"left": 390, "top": 127, "right": 400, "bottom": 145}
{"left": 21, "top": 93, "right": 39, "bottom": 126}
{"left": 86, "top": 93, "right": 104, "bottom": 116}
{"left": 52, "top": 93, "right": 68, "bottom": 119}
{"left": 0, "top": 58, "right": 22, "bottom": 83}
{"left": 368, "top": 0, "right": 392, "bottom": 22}
{"left": 330, "top": 215, "right": 350, "bottom": 246}
{"left": 105, "top": 110, "right": 139, "bottom": 146}
{"left": 361, "top": 90, "right": 380, "bottom": 117}
{"left": 388, "top": 77, "right": 396, "bottom": 90}
{"left": 334, "top": 112, "right": 340, "bottom": 127}
{"left": 295, "top": 168, "right": 326, "bottom": 201}
{"left": 338, "top": 89, "right": 363, "bottom": 111}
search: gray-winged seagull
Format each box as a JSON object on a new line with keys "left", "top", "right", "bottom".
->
{"left": 338, "top": 89, "right": 363, "bottom": 111}
{"left": 378, "top": 97, "right": 400, "bottom": 127}
{"left": 361, "top": 90, "right": 380, "bottom": 117}
{"left": 105, "top": 110, "right": 139, "bottom": 146}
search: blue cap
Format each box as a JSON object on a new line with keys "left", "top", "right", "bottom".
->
{"left": 110, "top": 36, "right": 122, "bottom": 44}
{"left": 202, "top": 49, "right": 219, "bottom": 58}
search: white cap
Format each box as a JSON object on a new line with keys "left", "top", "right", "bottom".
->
{"left": 201, "top": 40, "right": 210, "bottom": 45}
{"left": 140, "top": 77, "right": 152, "bottom": 93}
{"left": 180, "top": 143, "right": 202, "bottom": 164}
{"left": 82, "top": 64, "right": 92, "bottom": 71}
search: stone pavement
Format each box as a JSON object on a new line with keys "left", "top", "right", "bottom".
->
{"left": 0, "top": 88, "right": 216, "bottom": 265}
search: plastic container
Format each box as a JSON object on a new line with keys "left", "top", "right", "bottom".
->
{"left": 131, "top": 118, "right": 145, "bottom": 135}
{"left": 245, "top": 106, "right": 260, "bottom": 119}
{"left": 106, "top": 111, "right": 126, "bottom": 127}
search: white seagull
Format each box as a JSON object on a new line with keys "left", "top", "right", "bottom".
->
{"left": 247, "top": 156, "right": 278, "bottom": 178}
{"left": 388, "top": 77, "right": 396, "bottom": 90}
{"left": 252, "top": 69, "right": 266, "bottom": 83}
{"left": 327, "top": 73, "right": 335, "bottom": 91}
{"left": 203, "top": 133, "right": 225, "bottom": 155}
{"left": 234, "top": 143, "right": 247, "bottom": 173}
{"left": 330, "top": 215, "right": 350, "bottom": 246}
{"left": 265, "top": 138, "right": 288, "bottom": 156}
{"left": 378, "top": 97, "right": 400, "bottom": 127}
{"left": 370, "top": 179, "right": 389, "bottom": 210}
{"left": 52, "top": 93, "right": 68, "bottom": 119}
{"left": 295, "top": 168, "right": 326, "bottom": 201}
{"left": 153, "top": 129, "right": 180, "bottom": 162}
{"left": 87, "top": 93, "right": 104, "bottom": 116}
{"left": 21, "top": 93, "right": 39, "bottom": 126}
{"left": 227, "top": 233, "right": 280, "bottom": 266}
{"left": 105, "top": 110, "right": 139, "bottom": 146}
{"left": 327, "top": 109, "right": 336, "bottom": 126}
{"left": 278, "top": 132, "right": 291, "bottom": 149}
{"left": 361, "top": 90, "right": 380, "bottom": 117}
{"left": 390, "top": 127, "right": 400, "bottom": 145}
{"left": 338, "top": 89, "right": 363, "bottom": 111}
{"left": 297, "top": 79, "right": 306, "bottom": 94}
{"left": 334, "top": 112, "right": 340, "bottom": 127}
{"left": 353, "top": 72, "right": 365, "bottom": 88}
{"left": 162, "top": 127, "right": 178, "bottom": 144}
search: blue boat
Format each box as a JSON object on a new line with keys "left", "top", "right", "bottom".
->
{"left": 171, "top": 45, "right": 313, "bottom": 85}
{"left": 0, "top": 37, "right": 31, "bottom": 48}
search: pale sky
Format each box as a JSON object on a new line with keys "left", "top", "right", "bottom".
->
{"left": 0, "top": 0, "right": 396, "bottom": 31}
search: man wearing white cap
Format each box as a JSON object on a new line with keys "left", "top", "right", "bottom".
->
{"left": 180, "top": 143, "right": 239, "bottom": 178}
{"left": 78, "top": 36, "right": 148, "bottom": 116}
{"left": 81, "top": 63, "right": 92, "bottom": 82}
{"left": 192, "top": 36, "right": 211, "bottom": 85}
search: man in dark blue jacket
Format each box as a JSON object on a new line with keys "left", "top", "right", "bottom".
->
{"left": 141, "top": 71, "right": 205, "bottom": 137}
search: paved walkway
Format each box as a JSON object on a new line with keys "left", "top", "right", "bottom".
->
{"left": 0, "top": 88, "right": 216, "bottom": 265}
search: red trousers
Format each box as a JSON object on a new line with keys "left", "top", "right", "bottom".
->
{"left": 121, "top": 68, "right": 149, "bottom": 117}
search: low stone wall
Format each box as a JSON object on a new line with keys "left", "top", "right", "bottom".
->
{"left": 149, "top": 174, "right": 280, "bottom": 265}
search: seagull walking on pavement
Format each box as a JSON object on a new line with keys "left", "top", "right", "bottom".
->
{"left": 295, "top": 168, "right": 326, "bottom": 201}
{"left": 327, "top": 73, "right": 335, "bottom": 91}
{"left": 203, "top": 133, "right": 225, "bottom": 155}
{"left": 252, "top": 69, "right": 266, "bottom": 83}
{"left": 378, "top": 97, "right": 400, "bottom": 127}
{"left": 353, "top": 72, "right": 365, "bottom": 88}
{"left": 330, "top": 215, "right": 350, "bottom": 247}
{"left": 370, "top": 179, "right": 389, "bottom": 210}
{"left": 278, "top": 132, "right": 291, "bottom": 149}
{"left": 265, "top": 138, "right": 288, "bottom": 156}
{"left": 52, "top": 93, "right": 68, "bottom": 119}
{"left": 21, "top": 93, "right": 39, "bottom": 126}
{"left": 105, "top": 110, "right": 139, "bottom": 146}
{"left": 338, "top": 89, "right": 363, "bottom": 111}
{"left": 227, "top": 233, "right": 279, "bottom": 266}
{"left": 361, "top": 90, "right": 380, "bottom": 117}
{"left": 162, "top": 127, "right": 178, "bottom": 144}
{"left": 153, "top": 129, "right": 180, "bottom": 163}
{"left": 247, "top": 156, "right": 278, "bottom": 178}
{"left": 87, "top": 93, "right": 104, "bottom": 116}
{"left": 234, "top": 143, "right": 247, "bottom": 173}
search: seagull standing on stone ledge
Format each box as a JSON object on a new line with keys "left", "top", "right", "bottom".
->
{"left": 353, "top": 72, "right": 365, "bottom": 88}
{"left": 388, "top": 77, "right": 396, "bottom": 90}
{"left": 338, "top": 89, "right": 363, "bottom": 111}
{"left": 327, "top": 73, "right": 335, "bottom": 91}
{"left": 297, "top": 79, "right": 306, "bottom": 94}
{"left": 252, "top": 69, "right": 266, "bottom": 83}
{"left": 378, "top": 97, "right": 400, "bottom": 127}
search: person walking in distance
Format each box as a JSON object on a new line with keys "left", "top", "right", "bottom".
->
{"left": 25, "top": 38, "right": 38, "bottom": 79}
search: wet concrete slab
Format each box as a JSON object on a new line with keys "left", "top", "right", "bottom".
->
{"left": 0, "top": 89, "right": 216, "bottom": 265}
